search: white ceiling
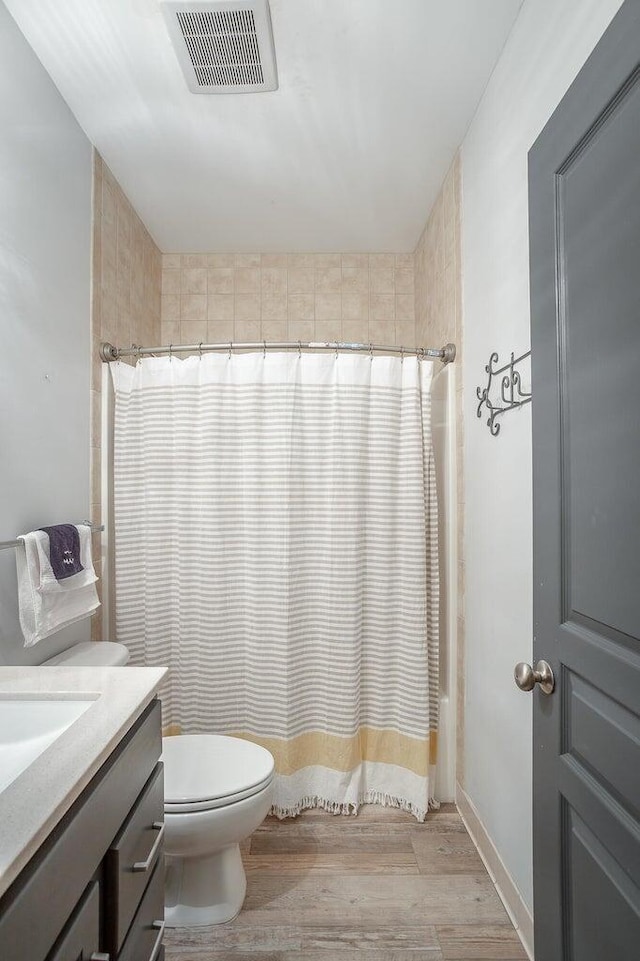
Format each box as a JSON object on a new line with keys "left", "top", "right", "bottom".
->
{"left": 5, "top": 0, "right": 523, "bottom": 252}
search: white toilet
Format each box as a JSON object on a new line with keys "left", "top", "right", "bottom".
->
{"left": 162, "top": 734, "right": 274, "bottom": 926}
{"left": 43, "top": 641, "right": 275, "bottom": 928}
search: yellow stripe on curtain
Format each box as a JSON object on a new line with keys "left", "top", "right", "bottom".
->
{"left": 232, "top": 728, "right": 438, "bottom": 778}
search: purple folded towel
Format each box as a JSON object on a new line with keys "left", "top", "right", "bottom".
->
{"left": 39, "top": 524, "right": 85, "bottom": 580}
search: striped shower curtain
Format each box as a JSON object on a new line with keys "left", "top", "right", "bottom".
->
{"left": 111, "top": 351, "right": 439, "bottom": 819}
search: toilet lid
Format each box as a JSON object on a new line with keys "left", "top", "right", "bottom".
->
{"left": 162, "top": 734, "right": 275, "bottom": 805}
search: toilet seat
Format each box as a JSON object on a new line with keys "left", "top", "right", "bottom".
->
{"left": 162, "top": 734, "right": 275, "bottom": 813}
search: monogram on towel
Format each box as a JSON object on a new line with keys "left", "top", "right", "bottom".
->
{"left": 39, "top": 524, "right": 85, "bottom": 580}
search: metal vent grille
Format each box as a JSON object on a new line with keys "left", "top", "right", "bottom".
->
{"left": 162, "top": 2, "right": 278, "bottom": 94}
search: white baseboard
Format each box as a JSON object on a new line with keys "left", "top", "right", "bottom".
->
{"left": 456, "top": 783, "right": 534, "bottom": 961}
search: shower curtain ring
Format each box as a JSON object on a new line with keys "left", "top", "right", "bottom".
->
{"left": 400, "top": 346, "right": 404, "bottom": 364}
{"left": 335, "top": 341, "right": 339, "bottom": 359}
{"left": 198, "top": 342, "right": 203, "bottom": 359}
{"left": 229, "top": 341, "right": 232, "bottom": 359}
{"left": 369, "top": 342, "right": 373, "bottom": 360}
{"left": 169, "top": 344, "right": 173, "bottom": 363}
{"left": 298, "top": 340, "right": 302, "bottom": 357}
{"left": 263, "top": 340, "right": 267, "bottom": 359}
{"left": 136, "top": 343, "right": 142, "bottom": 363}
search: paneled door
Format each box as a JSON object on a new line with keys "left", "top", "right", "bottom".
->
{"left": 527, "top": 2, "right": 640, "bottom": 958}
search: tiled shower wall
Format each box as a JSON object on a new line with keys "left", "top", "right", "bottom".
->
{"left": 414, "top": 153, "right": 465, "bottom": 786}
{"left": 90, "top": 152, "right": 162, "bottom": 637}
{"left": 160, "top": 252, "right": 415, "bottom": 348}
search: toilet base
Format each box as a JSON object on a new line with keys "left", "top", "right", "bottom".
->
{"left": 164, "top": 843, "right": 247, "bottom": 927}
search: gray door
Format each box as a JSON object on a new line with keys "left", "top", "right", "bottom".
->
{"left": 528, "top": 2, "right": 640, "bottom": 958}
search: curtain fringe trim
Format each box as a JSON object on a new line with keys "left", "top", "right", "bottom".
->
{"left": 269, "top": 792, "right": 440, "bottom": 823}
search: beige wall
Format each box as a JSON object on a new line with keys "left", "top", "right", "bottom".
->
{"left": 160, "top": 252, "right": 415, "bottom": 348}
{"left": 414, "top": 153, "right": 464, "bottom": 784}
{"left": 90, "top": 152, "right": 162, "bottom": 636}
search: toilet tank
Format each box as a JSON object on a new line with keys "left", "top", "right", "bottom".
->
{"left": 43, "top": 641, "right": 130, "bottom": 667}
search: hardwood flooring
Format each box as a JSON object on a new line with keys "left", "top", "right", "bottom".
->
{"left": 163, "top": 805, "right": 528, "bottom": 961}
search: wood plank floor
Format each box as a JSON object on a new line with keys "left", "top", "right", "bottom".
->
{"left": 164, "top": 805, "right": 528, "bottom": 961}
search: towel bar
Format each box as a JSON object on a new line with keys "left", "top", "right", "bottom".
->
{"left": 0, "top": 522, "right": 104, "bottom": 552}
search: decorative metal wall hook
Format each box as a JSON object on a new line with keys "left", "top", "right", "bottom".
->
{"left": 476, "top": 348, "right": 532, "bottom": 436}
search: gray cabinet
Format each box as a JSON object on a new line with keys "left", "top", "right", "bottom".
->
{"left": 0, "top": 699, "right": 164, "bottom": 961}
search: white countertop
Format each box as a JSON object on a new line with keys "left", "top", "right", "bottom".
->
{"left": 0, "top": 665, "right": 167, "bottom": 899}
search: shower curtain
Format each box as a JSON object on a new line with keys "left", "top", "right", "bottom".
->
{"left": 111, "top": 351, "right": 439, "bottom": 820}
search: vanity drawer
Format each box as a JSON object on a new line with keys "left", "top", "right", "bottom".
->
{"left": 105, "top": 762, "right": 164, "bottom": 955}
{"left": 46, "top": 881, "right": 100, "bottom": 961}
{"left": 118, "top": 859, "right": 164, "bottom": 961}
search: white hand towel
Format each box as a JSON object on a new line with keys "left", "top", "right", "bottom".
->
{"left": 16, "top": 524, "right": 100, "bottom": 647}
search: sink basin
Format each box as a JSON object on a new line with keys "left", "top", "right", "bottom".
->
{"left": 0, "top": 697, "right": 95, "bottom": 795}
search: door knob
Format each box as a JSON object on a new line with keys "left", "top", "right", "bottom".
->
{"left": 514, "top": 660, "right": 555, "bottom": 695}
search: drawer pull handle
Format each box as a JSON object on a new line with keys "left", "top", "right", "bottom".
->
{"left": 133, "top": 821, "right": 165, "bottom": 873}
{"left": 149, "top": 920, "right": 165, "bottom": 961}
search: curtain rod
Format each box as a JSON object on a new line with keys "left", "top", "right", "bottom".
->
{"left": 0, "top": 523, "right": 104, "bottom": 553}
{"left": 100, "top": 341, "right": 456, "bottom": 364}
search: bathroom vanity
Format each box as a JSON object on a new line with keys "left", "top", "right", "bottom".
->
{"left": 0, "top": 666, "right": 167, "bottom": 961}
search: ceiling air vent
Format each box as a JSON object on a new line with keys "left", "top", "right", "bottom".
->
{"left": 161, "top": 0, "right": 278, "bottom": 94}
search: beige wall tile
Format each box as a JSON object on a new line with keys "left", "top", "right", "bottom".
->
{"left": 262, "top": 319, "right": 287, "bottom": 340}
{"left": 396, "top": 293, "right": 415, "bottom": 321}
{"left": 207, "top": 268, "right": 234, "bottom": 294}
{"left": 315, "top": 266, "right": 342, "bottom": 292}
{"left": 315, "top": 319, "right": 342, "bottom": 342}
{"left": 208, "top": 253, "right": 234, "bottom": 268}
{"left": 342, "top": 291, "right": 368, "bottom": 320}
{"left": 369, "top": 253, "right": 395, "bottom": 270}
{"left": 342, "top": 253, "right": 368, "bottom": 269}
{"left": 161, "top": 321, "right": 180, "bottom": 344}
{"left": 288, "top": 319, "right": 314, "bottom": 341}
{"left": 181, "top": 293, "right": 207, "bottom": 320}
{"left": 92, "top": 152, "right": 162, "bottom": 637}
{"left": 313, "top": 253, "right": 341, "bottom": 269}
{"left": 208, "top": 294, "right": 234, "bottom": 321}
{"left": 288, "top": 292, "right": 314, "bottom": 321}
{"left": 235, "top": 320, "right": 260, "bottom": 340}
{"left": 342, "top": 318, "right": 368, "bottom": 341}
{"left": 370, "top": 268, "right": 395, "bottom": 293}
{"left": 181, "top": 267, "right": 207, "bottom": 295}
{"left": 235, "top": 293, "right": 261, "bottom": 321}
{"left": 396, "top": 321, "right": 415, "bottom": 347}
{"left": 262, "top": 293, "right": 288, "bottom": 320}
{"left": 315, "top": 293, "right": 341, "bottom": 320}
{"left": 162, "top": 269, "right": 181, "bottom": 296}
{"left": 287, "top": 253, "right": 317, "bottom": 268}
{"left": 370, "top": 293, "right": 395, "bottom": 321}
{"left": 161, "top": 294, "right": 180, "bottom": 321}
{"left": 207, "top": 320, "right": 234, "bottom": 342}
{"left": 342, "top": 267, "right": 368, "bottom": 292}
{"left": 261, "top": 268, "right": 287, "bottom": 297}
{"left": 261, "top": 253, "right": 288, "bottom": 268}
{"left": 235, "top": 267, "right": 260, "bottom": 293}
{"left": 181, "top": 253, "right": 207, "bottom": 267}
{"left": 181, "top": 320, "right": 208, "bottom": 344}
{"left": 369, "top": 320, "right": 396, "bottom": 345}
{"left": 288, "top": 267, "right": 314, "bottom": 293}
{"left": 394, "top": 266, "right": 414, "bottom": 293}
{"left": 235, "top": 253, "right": 261, "bottom": 268}
{"left": 161, "top": 249, "right": 416, "bottom": 353}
